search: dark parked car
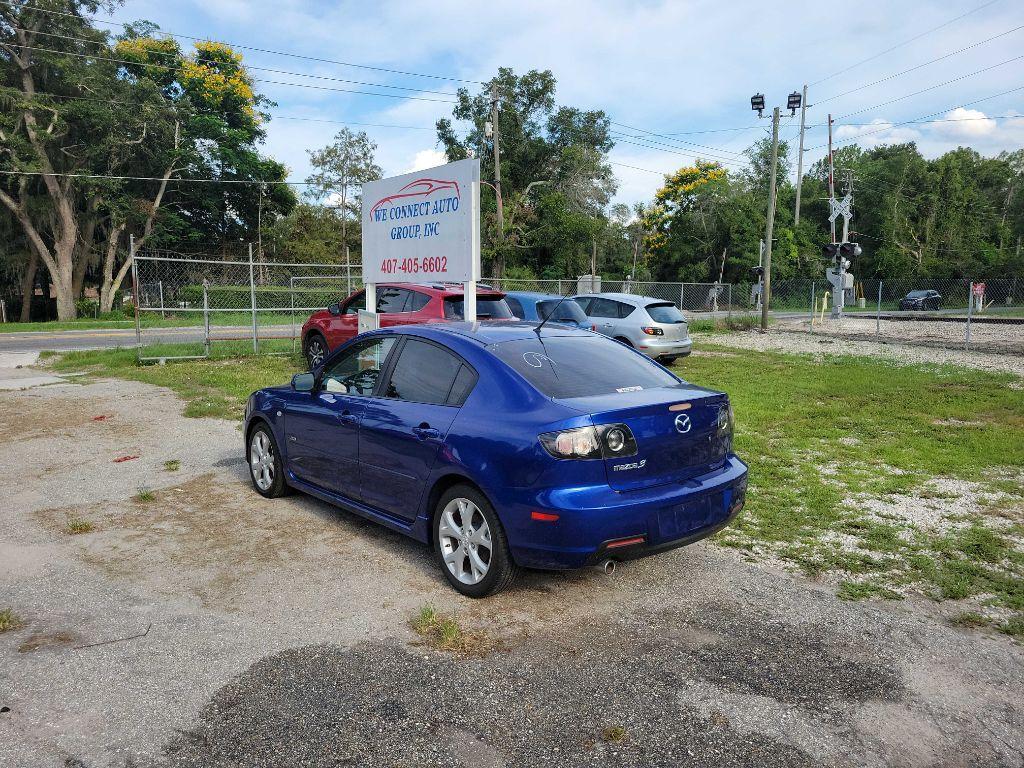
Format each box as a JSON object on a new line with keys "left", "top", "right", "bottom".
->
{"left": 898, "top": 289, "right": 942, "bottom": 311}
{"left": 504, "top": 291, "right": 594, "bottom": 329}
{"left": 245, "top": 322, "right": 747, "bottom": 597}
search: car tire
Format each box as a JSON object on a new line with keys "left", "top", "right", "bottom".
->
{"left": 304, "top": 333, "right": 328, "bottom": 370}
{"left": 247, "top": 422, "right": 291, "bottom": 498}
{"left": 659, "top": 355, "right": 679, "bottom": 365}
{"left": 433, "top": 484, "right": 517, "bottom": 598}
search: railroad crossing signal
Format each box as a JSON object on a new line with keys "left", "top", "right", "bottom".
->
{"left": 829, "top": 194, "right": 852, "bottom": 224}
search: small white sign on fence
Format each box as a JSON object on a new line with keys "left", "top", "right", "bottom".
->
{"left": 361, "top": 158, "right": 481, "bottom": 285}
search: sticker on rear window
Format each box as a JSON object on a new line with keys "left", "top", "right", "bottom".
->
{"left": 616, "top": 385, "right": 643, "bottom": 393}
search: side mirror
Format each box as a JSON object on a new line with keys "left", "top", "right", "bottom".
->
{"left": 328, "top": 302, "right": 341, "bottom": 316}
{"left": 291, "top": 373, "right": 316, "bottom": 392}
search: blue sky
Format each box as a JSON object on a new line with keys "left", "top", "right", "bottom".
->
{"left": 99, "top": 0, "right": 1024, "bottom": 207}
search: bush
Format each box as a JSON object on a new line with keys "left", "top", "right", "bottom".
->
{"left": 75, "top": 298, "right": 99, "bottom": 317}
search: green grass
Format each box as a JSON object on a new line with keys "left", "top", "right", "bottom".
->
{"left": 44, "top": 340, "right": 1024, "bottom": 626}
{"left": 134, "top": 488, "right": 156, "bottom": 503}
{"left": 409, "top": 604, "right": 492, "bottom": 655}
{"left": 673, "top": 346, "right": 1024, "bottom": 624}
{"left": 163, "top": 459, "right": 181, "bottom": 472}
{"left": 46, "top": 344, "right": 303, "bottom": 420}
{"left": 688, "top": 314, "right": 764, "bottom": 333}
{"left": 65, "top": 518, "right": 95, "bottom": 535}
{"left": 0, "top": 608, "right": 24, "bottom": 633}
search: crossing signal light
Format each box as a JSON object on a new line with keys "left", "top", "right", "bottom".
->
{"left": 750, "top": 93, "right": 765, "bottom": 117}
{"left": 751, "top": 265, "right": 764, "bottom": 278}
{"left": 840, "top": 241, "right": 862, "bottom": 259}
{"left": 822, "top": 243, "right": 840, "bottom": 261}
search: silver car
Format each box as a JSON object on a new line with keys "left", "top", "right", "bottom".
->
{"left": 573, "top": 293, "right": 693, "bottom": 363}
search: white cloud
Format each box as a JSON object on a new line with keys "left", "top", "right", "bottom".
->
{"left": 835, "top": 119, "right": 922, "bottom": 147}
{"left": 405, "top": 149, "right": 448, "bottom": 173}
{"left": 932, "top": 107, "right": 997, "bottom": 139}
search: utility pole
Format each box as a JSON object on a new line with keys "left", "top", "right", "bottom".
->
{"left": 793, "top": 84, "right": 808, "bottom": 225}
{"left": 828, "top": 113, "right": 836, "bottom": 245}
{"left": 490, "top": 82, "right": 505, "bottom": 280}
{"left": 761, "top": 106, "right": 781, "bottom": 332}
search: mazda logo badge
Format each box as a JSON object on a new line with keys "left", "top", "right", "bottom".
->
{"left": 674, "top": 413, "right": 692, "bottom": 434}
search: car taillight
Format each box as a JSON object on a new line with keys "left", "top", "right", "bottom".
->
{"left": 539, "top": 424, "right": 637, "bottom": 460}
{"left": 641, "top": 327, "right": 664, "bottom": 335}
{"left": 590, "top": 323, "right": 597, "bottom": 332}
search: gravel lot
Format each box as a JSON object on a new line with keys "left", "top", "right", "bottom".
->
{"left": 1, "top": 361, "right": 1023, "bottom": 767}
{"left": 701, "top": 327, "right": 1024, "bottom": 378}
{"left": 772, "top": 314, "right": 1024, "bottom": 359}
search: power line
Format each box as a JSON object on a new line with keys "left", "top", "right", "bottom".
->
{"left": 0, "top": 170, "right": 313, "bottom": 185}
{"left": 609, "top": 131, "right": 748, "bottom": 164}
{"left": 807, "top": 113, "right": 1023, "bottom": 128}
{"left": 5, "top": 42, "right": 459, "bottom": 103}
{"left": 809, "top": 0, "right": 1002, "bottom": 86}
{"left": 610, "top": 120, "right": 763, "bottom": 158}
{"left": 833, "top": 56, "right": 1024, "bottom": 121}
{"left": 814, "top": 23, "right": 1024, "bottom": 105}
{"left": 807, "top": 84, "right": 1024, "bottom": 150}
{"left": 10, "top": 28, "right": 459, "bottom": 97}
{"left": 608, "top": 161, "right": 672, "bottom": 177}
{"left": 5, "top": 1, "right": 485, "bottom": 85}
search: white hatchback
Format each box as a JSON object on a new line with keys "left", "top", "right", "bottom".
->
{"left": 573, "top": 293, "right": 693, "bottom": 363}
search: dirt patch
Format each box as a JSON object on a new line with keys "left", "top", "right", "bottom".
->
{"left": 0, "top": 392, "right": 131, "bottom": 442}
{"left": 34, "top": 474, "right": 368, "bottom": 611}
{"left": 18, "top": 631, "right": 80, "bottom": 654}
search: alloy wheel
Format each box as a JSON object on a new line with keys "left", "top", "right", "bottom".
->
{"left": 307, "top": 338, "right": 326, "bottom": 368}
{"left": 438, "top": 497, "right": 492, "bottom": 585}
{"left": 250, "top": 430, "right": 275, "bottom": 491}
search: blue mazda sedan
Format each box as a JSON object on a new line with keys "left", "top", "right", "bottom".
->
{"left": 244, "top": 322, "right": 747, "bottom": 597}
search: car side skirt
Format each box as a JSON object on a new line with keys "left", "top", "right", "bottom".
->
{"left": 286, "top": 473, "right": 431, "bottom": 544}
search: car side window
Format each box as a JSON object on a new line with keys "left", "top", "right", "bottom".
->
{"left": 589, "top": 298, "right": 620, "bottom": 318}
{"left": 377, "top": 287, "right": 410, "bottom": 313}
{"left": 407, "top": 290, "right": 430, "bottom": 312}
{"left": 384, "top": 339, "right": 464, "bottom": 405}
{"left": 447, "top": 364, "right": 478, "bottom": 406}
{"left": 505, "top": 296, "right": 524, "bottom": 318}
{"left": 618, "top": 302, "right": 636, "bottom": 318}
{"left": 343, "top": 292, "right": 366, "bottom": 315}
{"left": 321, "top": 337, "right": 397, "bottom": 396}
{"left": 574, "top": 297, "right": 593, "bottom": 314}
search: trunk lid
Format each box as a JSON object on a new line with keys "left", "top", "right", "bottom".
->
{"left": 561, "top": 386, "right": 730, "bottom": 492}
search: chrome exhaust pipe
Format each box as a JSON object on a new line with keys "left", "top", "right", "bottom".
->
{"left": 597, "top": 558, "right": 617, "bottom": 575}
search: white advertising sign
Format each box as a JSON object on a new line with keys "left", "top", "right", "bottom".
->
{"left": 361, "top": 158, "right": 480, "bottom": 284}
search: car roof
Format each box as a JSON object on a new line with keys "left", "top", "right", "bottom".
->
{"left": 574, "top": 292, "right": 667, "bottom": 306}
{"left": 503, "top": 291, "right": 565, "bottom": 302}
{"left": 370, "top": 320, "right": 591, "bottom": 346}
{"left": 368, "top": 282, "right": 504, "bottom": 297}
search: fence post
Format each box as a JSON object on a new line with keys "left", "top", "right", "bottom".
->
{"left": 727, "top": 284, "right": 733, "bottom": 321}
{"left": 248, "top": 243, "right": 258, "bottom": 354}
{"left": 876, "top": 281, "right": 882, "bottom": 338}
{"left": 965, "top": 281, "right": 974, "bottom": 350}
{"left": 131, "top": 234, "right": 141, "bottom": 363}
{"left": 289, "top": 276, "right": 296, "bottom": 356}
{"left": 679, "top": 283, "right": 685, "bottom": 311}
{"left": 809, "top": 282, "right": 816, "bottom": 332}
{"left": 158, "top": 280, "right": 165, "bottom": 318}
{"left": 203, "top": 280, "right": 210, "bottom": 357}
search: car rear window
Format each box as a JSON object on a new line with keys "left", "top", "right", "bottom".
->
{"left": 490, "top": 336, "right": 680, "bottom": 399}
{"left": 907, "top": 290, "right": 929, "bottom": 298}
{"left": 646, "top": 302, "right": 686, "bottom": 323}
{"left": 443, "top": 296, "right": 514, "bottom": 319}
{"left": 537, "top": 299, "right": 588, "bottom": 324}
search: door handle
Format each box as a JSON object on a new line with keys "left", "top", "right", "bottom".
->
{"left": 338, "top": 410, "right": 358, "bottom": 426}
{"left": 412, "top": 424, "right": 441, "bottom": 441}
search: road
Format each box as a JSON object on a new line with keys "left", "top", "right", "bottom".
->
{"left": 0, "top": 324, "right": 298, "bottom": 353}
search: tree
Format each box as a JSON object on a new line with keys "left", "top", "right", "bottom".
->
{"left": 304, "top": 128, "right": 381, "bottom": 259}
{"left": 0, "top": 3, "right": 294, "bottom": 319}
{"left": 436, "top": 68, "right": 615, "bottom": 278}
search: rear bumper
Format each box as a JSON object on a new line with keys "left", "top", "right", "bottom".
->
{"left": 636, "top": 337, "right": 693, "bottom": 358}
{"left": 504, "top": 454, "right": 748, "bottom": 570}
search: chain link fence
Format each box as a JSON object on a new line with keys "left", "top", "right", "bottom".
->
{"left": 132, "top": 250, "right": 362, "bottom": 362}
{"left": 128, "top": 252, "right": 1023, "bottom": 361}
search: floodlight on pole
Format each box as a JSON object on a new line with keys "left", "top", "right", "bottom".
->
{"left": 750, "top": 93, "right": 765, "bottom": 117}
{"left": 787, "top": 90, "right": 802, "bottom": 115}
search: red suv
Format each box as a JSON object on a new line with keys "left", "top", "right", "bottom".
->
{"left": 301, "top": 282, "right": 514, "bottom": 368}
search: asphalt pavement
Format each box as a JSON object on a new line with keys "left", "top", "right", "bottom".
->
{"left": 0, "top": 324, "right": 298, "bottom": 353}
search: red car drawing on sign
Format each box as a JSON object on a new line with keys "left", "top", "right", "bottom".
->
{"left": 369, "top": 178, "right": 461, "bottom": 220}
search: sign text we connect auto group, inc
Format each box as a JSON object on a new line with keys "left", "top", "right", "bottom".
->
{"left": 361, "top": 158, "right": 481, "bottom": 284}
